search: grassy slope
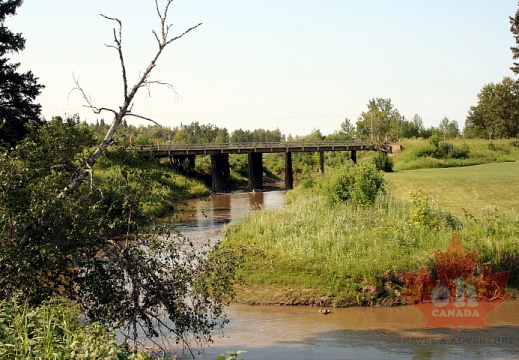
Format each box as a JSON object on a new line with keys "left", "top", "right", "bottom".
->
{"left": 220, "top": 140, "right": 519, "bottom": 307}
{"left": 222, "top": 189, "right": 519, "bottom": 307}
{"left": 95, "top": 164, "right": 210, "bottom": 218}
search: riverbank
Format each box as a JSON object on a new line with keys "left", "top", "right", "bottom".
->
{"left": 217, "top": 163, "right": 519, "bottom": 307}
{"left": 94, "top": 149, "right": 211, "bottom": 219}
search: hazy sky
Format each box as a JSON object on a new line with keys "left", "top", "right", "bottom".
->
{"left": 7, "top": 0, "right": 518, "bottom": 136}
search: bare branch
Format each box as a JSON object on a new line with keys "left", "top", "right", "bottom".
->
{"left": 165, "top": 23, "right": 202, "bottom": 47}
{"left": 70, "top": 76, "right": 117, "bottom": 116}
{"left": 143, "top": 79, "right": 177, "bottom": 94}
{"left": 155, "top": 0, "right": 173, "bottom": 42}
{"left": 82, "top": 106, "right": 117, "bottom": 116}
{"left": 100, "top": 14, "right": 121, "bottom": 27}
{"left": 125, "top": 113, "right": 163, "bottom": 126}
{"left": 100, "top": 14, "right": 129, "bottom": 100}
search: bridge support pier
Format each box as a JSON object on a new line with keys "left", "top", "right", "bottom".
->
{"left": 319, "top": 151, "right": 325, "bottom": 173}
{"left": 285, "top": 152, "right": 293, "bottom": 190}
{"left": 211, "top": 154, "right": 232, "bottom": 192}
{"left": 248, "top": 153, "right": 263, "bottom": 190}
{"left": 351, "top": 150, "right": 357, "bottom": 164}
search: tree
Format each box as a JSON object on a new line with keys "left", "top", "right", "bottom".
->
{"left": 356, "top": 98, "right": 404, "bottom": 142}
{"left": 172, "top": 121, "right": 230, "bottom": 144}
{"left": 438, "top": 117, "right": 459, "bottom": 139}
{"left": 464, "top": 77, "right": 519, "bottom": 139}
{"left": 412, "top": 114, "right": 425, "bottom": 136}
{"left": 510, "top": 3, "right": 519, "bottom": 76}
{"left": 438, "top": 117, "right": 450, "bottom": 140}
{"left": 0, "top": 0, "right": 44, "bottom": 148}
{"left": 399, "top": 119, "right": 419, "bottom": 139}
{"left": 339, "top": 118, "right": 356, "bottom": 139}
{"left": 230, "top": 128, "right": 252, "bottom": 142}
{"left": 0, "top": 1, "right": 237, "bottom": 355}
{"left": 447, "top": 120, "right": 460, "bottom": 139}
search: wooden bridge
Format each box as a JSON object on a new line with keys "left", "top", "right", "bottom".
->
{"left": 132, "top": 141, "right": 390, "bottom": 192}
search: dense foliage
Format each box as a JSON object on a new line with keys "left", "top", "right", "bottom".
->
{"left": 321, "top": 162, "right": 386, "bottom": 206}
{"left": 0, "top": 0, "right": 44, "bottom": 148}
{"left": 356, "top": 98, "right": 405, "bottom": 142}
{"left": 463, "top": 77, "right": 519, "bottom": 139}
{"left": 0, "top": 118, "right": 236, "bottom": 353}
{"left": 510, "top": 2, "right": 519, "bottom": 76}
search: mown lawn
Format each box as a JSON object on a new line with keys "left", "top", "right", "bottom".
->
{"left": 386, "top": 162, "right": 519, "bottom": 216}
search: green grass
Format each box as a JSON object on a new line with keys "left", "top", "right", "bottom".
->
{"left": 95, "top": 163, "right": 210, "bottom": 218}
{"left": 386, "top": 162, "right": 519, "bottom": 216}
{"left": 219, "top": 164, "right": 519, "bottom": 307}
{"left": 391, "top": 138, "right": 519, "bottom": 171}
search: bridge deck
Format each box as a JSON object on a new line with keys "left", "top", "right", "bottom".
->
{"left": 133, "top": 141, "right": 388, "bottom": 157}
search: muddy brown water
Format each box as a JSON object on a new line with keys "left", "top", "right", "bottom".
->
{"left": 172, "top": 192, "right": 519, "bottom": 360}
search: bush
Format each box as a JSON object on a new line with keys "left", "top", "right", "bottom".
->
{"left": 372, "top": 152, "right": 394, "bottom": 172}
{"left": 415, "top": 140, "right": 469, "bottom": 160}
{"left": 326, "top": 162, "right": 386, "bottom": 206}
{"left": 429, "top": 134, "right": 441, "bottom": 148}
{"left": 414, "top": 145, "right": 437, "bottom": 159}
{"left": 409, "top": 189, "right": 460, "bottom": 230}
{"left": 449, "top": 143, "right": 470, "bottom": 159}
{"left": 436, "top": 141, "right": 454, "bottom": 158}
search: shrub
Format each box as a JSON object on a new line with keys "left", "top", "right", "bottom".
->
{"left": 327, "top": 162, "right": 386, "bottom": 206}
{"left": 409, "top": 189, "right": 460, "bottom": 230}
{"left": 372, "top": 152, "right": 394, "bottom": 172}
{"left": 436, "top": 141, "right": 455, "bottom": 158}
{"left": 414, "top": 145, "right": 437, "bottom": 159}
{"left": 414, "top": 141, "right": 469, "bottom": 160}
{"left": 449, "top": 143, "right": 470, "bottom": 159}
{"left": 429, "top": 134, "right": 441, "bottom": 148}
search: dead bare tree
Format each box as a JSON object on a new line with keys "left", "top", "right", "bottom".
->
{"left": 20, "top": 0, "right": 201, "bottom": 247}
{"left": 72, "top": 1, "right": 201, "bottom": 198}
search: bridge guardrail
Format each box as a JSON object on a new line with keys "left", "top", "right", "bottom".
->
{"left": 132, "top": 140, "right": 372, "bottom": 151}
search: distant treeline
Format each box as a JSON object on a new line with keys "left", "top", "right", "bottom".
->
{"left": 56, "top": 85, "right": 519, "bottom": 148}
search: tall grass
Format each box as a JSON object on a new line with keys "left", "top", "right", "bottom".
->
{"left": 0, "top": 297, "right": 150, "bottom": 359}
{"left": 219, "top": 172, "right": 519, "bottom": 307}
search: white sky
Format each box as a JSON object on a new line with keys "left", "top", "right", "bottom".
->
{"left": 7, "top": 0, "right": 518, "bottom": 137}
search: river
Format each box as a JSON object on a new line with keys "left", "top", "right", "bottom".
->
{"left": 172, "top": 191, "right": 519, "bottom": 360}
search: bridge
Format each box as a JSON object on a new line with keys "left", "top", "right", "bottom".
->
{"left": 133, "top": 141, "right": 391, "bottom": 192}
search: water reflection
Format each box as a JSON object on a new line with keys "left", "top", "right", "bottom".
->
{"left": 175, "top": 191, "right": 285, "bottom": 233}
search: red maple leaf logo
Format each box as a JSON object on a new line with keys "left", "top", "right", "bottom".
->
{"left": 402, "top": 235, "right": 510, "bottom": 333}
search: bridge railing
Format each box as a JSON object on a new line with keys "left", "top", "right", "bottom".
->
{"left": 132, "top": 140, "right": 369, "bottom": 151}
